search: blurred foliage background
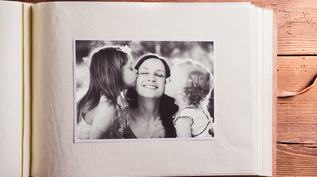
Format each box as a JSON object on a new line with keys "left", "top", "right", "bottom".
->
{"left": 75, "top": 40, "right": 214, "bottom": 118}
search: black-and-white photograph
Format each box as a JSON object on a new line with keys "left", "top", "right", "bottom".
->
{"left": 74, "top": 40, "right": 214, "bottom": 141}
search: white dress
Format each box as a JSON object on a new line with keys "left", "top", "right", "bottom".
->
{"left": 174, "top": 106, "right": 214, "bottom": 138}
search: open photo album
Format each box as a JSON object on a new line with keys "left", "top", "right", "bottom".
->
{"left": 0, "top": 1, "right": 275, "bottom": 176}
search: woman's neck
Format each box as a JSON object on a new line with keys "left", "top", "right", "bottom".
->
{"left": 135, "top": 96, "right": 161, "bottom": 123}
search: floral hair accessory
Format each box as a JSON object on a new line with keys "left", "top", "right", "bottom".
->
{"left": 118, "top": 45, "right": 132, "bottom": 55}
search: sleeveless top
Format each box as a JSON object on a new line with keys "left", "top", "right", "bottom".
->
{"left": 77, "top": 117, "right": 93, "bottom": 140}
{"left": 174, "top": 106, "right": 214, "bottom": 138}
{"left": 77, "top": 95, "right": 128, "bottom": 140}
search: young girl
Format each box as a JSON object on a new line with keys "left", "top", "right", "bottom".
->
{"left": 76, "top": 45, "right": 137, "bottom": 140}
{"left": 164, "top": 59, "right": 214, "bottom": 138}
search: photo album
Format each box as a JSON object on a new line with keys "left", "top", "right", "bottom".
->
{"left": 0, "top": 1, "right": 275, "bottom": 176}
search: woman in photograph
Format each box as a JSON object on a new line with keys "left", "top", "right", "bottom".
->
{"left": 123, "top": 54, "right": 178, "bottom": 138}
{"left": 77, "top": 45, "right": 137, "bottom": 140}
{"left": 164, "top": 59, "right": 214, "bottom": 138}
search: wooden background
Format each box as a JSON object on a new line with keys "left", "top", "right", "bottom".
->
{"left": 18, "top": 0, "right": 317, "bottom": 176}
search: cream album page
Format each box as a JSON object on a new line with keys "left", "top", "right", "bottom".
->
{"left": 31, "top": 2, "right": 271, "bottom": 176}
{"left": 0, "top": 2, "right": 31, "bottom": 176}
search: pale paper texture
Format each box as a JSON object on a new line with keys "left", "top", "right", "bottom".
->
{"left": 262, "top": 10, "right": 273, "bottom": 174}
{"left": 0, "top": 1, "right": 23, "bottom": 176}
{"left": 31, "top": 2, "right": 270, "bottom": 176}
{"left": 255, "top": 7, "right": 273, "bottom": 175}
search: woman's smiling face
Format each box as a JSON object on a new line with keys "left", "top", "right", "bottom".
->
{"left": 136, "top": 58, "right": 167, "bottom": 99}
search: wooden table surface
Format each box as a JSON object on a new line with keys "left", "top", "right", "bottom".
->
{"left": 19, "top": 0, "right": 317, "bottom": 176}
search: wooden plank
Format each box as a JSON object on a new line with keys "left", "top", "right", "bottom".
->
{"left": 277, "top": 56, "right": 317, "bottom": 175}
{"left": 277, "top": 143, "right": 317, "bottom": 176}
{"left": 278, "top": 123, "right": 317, "bottom": 143}
{"left": 277, "top": 56, "right": 317, "bottom": 144}
{"left": 277, "top": 56, "right": 317, "bottom": 92}
{"left": 278, "top": 0, "right": 317, "bottom": 55}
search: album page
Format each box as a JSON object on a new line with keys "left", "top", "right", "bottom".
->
{"left": 0, "top": 1, "right": 24, "bottom": 176}
{"left": 31, "top": 2, "right": 271, "bottom": 176}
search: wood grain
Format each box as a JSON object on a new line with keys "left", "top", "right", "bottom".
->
{"left": 277, "top": 56, "right": 317, "bottom": 175}
{"left": 277, "top": 56, "right": 317, "bottom": 92}
{"left": 277, "top": 58, "right": 317, "bottom": 141}
{"left": 277, "top": 144, "right": 317, "bottom": 176}
{"left": 278, "top": 0, "right": 317, "bottom": 55}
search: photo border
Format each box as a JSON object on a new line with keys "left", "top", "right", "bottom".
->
{"left": 73, "top": 38, "right": 216, "bottom": 143}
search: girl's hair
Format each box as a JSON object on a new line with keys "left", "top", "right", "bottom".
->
{"left": 126, "top": 54, "right": 177, "bottom": 138}
{"left": 77, "top": 45, "right": 131, "bottom": 122}
{"left": 175, "top": 59, "right": 214, "bottom": 108}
